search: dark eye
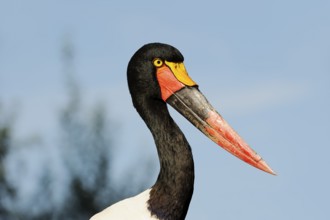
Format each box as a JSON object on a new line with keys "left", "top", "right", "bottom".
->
{"left": 153, "top": 58, "right": 163, "bottom": 67}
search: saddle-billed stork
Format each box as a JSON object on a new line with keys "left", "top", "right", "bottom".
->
{"left": 90, "top": 43, "right": 275, "bottom": 220}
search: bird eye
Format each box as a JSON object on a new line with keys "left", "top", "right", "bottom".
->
{"left": 153, "top": 58, "right": 163, "bottom": 67}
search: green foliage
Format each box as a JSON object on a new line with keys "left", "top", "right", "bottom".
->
{"left": 0, "top": 106, "right": 15, "bottom": 218}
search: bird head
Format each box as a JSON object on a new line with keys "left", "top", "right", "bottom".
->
{"left": 127, "top": 43, "right": 275, "bottom": 175}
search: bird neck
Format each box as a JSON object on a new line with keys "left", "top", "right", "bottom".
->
{"left": 138, "top": 99, "right": 195, "bottom": 220}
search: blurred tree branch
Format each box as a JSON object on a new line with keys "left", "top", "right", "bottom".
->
{"left": 0, "top": 36, "right": 155, "bottom": 220}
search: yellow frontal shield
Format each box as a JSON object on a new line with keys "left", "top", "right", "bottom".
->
{"left": 165, "top": 61, "right": 197, "bottom": 86}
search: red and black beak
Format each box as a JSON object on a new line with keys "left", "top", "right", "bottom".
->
{"left": 155, "top": 59, "right": 275, "bottom": 175}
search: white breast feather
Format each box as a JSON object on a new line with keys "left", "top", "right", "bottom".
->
{"left": 90, "top": 189, "right": 158, "bottom": 220}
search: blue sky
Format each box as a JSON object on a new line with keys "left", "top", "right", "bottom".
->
{"left": 1, "top": 0, "right": 330, "bottom": 219}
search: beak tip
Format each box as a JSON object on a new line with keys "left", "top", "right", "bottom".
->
{"left": 258, "top": 159, "right": 276, "bottom": 175}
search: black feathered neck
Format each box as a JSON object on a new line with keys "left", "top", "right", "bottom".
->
{"left": 127, "top": 43, "right": 194, "bottom": 220}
